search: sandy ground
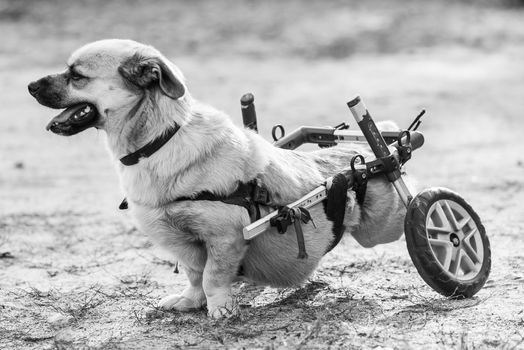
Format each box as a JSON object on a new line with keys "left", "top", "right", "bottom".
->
{"left": 1, "top": 1, "right": 524, "bottom": 349}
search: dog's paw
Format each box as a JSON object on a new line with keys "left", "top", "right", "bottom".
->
{"left": 158, "top": 287, "right": 206, "bottom": 311}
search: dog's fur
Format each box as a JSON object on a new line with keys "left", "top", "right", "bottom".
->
{"left": 29, "top": 39, "right": 407, "bottom": 318}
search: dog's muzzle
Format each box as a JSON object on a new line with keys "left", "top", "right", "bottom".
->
{"left": 28, "top": 78, "right": 99, "bottom": 136}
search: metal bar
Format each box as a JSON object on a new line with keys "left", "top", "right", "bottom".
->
{"left": 273, "top": 127, "right": 406, "bottom": 150}
{"left": 243, "top": 185, "right": 328, "bottom": 240}
{"left": 272, "top": 126, "right": 310, "bottom": 149}
{"left": 392, "top": 178, "right": 413, "bottom": 207}
{"left": 347, "top": 96, "right": 413, "bottom": 207}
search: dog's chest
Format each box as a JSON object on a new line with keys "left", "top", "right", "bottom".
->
{"left": 130, "top": 199, "right": 207, "bottom": 241}
{"left": 130, "top": 204, "right": 190, "bottom": 250}
{"left": 119, "top": 165, "right": 181, "bottom": 207}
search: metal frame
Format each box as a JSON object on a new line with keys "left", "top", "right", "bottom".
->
{"left": 241, "top": 95, "right": 423, "bottom": 240}
{"left": 273, "top": 127, "right": 403, "bottom": 150}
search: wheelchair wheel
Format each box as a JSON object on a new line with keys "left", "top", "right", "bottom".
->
{"left": 404, "top": 187, "right": 491, "bottom": 298}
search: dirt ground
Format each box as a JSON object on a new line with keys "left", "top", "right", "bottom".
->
{"left": 1, "top": 0, "right": 523, "bottom": 349}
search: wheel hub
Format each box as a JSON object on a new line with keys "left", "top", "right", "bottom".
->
{"left": 450, "top": 233, "right": 460, "bottom": 247}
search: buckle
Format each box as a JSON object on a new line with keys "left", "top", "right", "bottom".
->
{"left": 252, "top": 181, "right": 271, "bottom": 205}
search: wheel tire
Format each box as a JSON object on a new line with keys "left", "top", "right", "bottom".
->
{"left": 405, "top": 187, "right": 491, "bottom": 298}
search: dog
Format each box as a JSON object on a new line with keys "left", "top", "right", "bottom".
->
{"left": 28, "top": 39, "right": 407, "bottom": 318}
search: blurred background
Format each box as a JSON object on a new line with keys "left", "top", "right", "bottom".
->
{"left": 1, "top": 1, "right": 524, "bottom": 348}
{"left": 1, "top": 0, "right": 523, "bottom": 214}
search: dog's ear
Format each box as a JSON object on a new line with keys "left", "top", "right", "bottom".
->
{"left": 118, "top": 54, "right": 185, "bottom": 100}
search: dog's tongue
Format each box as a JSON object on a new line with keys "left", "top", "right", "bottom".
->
{"left": 46, "top": 103, "right": 95, "bottom": 130}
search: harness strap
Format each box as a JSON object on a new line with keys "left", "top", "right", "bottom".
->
{"left": 118, "top": 167, "right": 368, "bottom": 260}
{"left": 292, "top": 209, "right": 309, "bottom": 259}
{"left": 118, "top": 180, "right": 271, "bottom": 218}
{"left": 176, "top": 180, "right": 272, "bottom": 221}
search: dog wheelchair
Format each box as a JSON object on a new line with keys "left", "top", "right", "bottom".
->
{"left": 239, "top": 94, "right": 491, "bottom": 298}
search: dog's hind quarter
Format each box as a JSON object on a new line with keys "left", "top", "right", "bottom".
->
{"left": 241, "top": 203, "right": 336, "bottom": 287}
{"left": 240, "top": 142, "right": 407, "bottom": 286}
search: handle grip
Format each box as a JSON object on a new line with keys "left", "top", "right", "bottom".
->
{"left": 409, "top": 131, "right": 424, "bottom": 150}
{"left": 347, "top": 96, "right": 425, "bottom": 152}
{"left": 390, "top": 131, "right": 425, "bottom": 152}
{"left": 241, "top": 93, "right": 258, "bottom": 133}
{"left": 347, "top": 96, "right": 391, "bottom": 159}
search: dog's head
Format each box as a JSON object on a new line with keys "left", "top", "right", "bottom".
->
{"left": 28, "top": 39, "right": 186, "bottom": 136}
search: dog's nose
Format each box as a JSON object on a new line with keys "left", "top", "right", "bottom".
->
{"left": 28, "top": 81, "right": 40, "bottom": 96}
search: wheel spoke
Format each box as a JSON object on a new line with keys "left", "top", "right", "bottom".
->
{"left": 459, "top": 250, "right": 478, "bottom": 274}
{"left": 462, "top": 240, "right": 481, "bottom": 264}
{"left": 427, "top": 225, "right": 450, "bottom": 234}
{"left": 427, "top": 227, "right": 450, "bottom": 241}
{"left": 457, "top": 216, "right": 472, "bottom": 230}
{"left": 429, "top": 239, "right": 453, "bottom": 270}
{"left": 431, "top": 203, "right": 453, "bottom": 232}
{"left": 448, "top": 247, "right": 461, "bottom": 276}
{"left": 463, "top": 227, "right": 477, "bottom": 242}
{"left": 442, "top": 200, "right": 460, "bottom": 231}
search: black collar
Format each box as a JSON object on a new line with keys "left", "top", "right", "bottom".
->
{"left": 119, "top": 123, "right": 180, "bottom": 166}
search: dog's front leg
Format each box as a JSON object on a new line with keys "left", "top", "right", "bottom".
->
{"left": 158, "top": 263, "right": 206, "bottom": 311}
{"left": 202, "top": 237, "right": 247, "bottom": 318}
{"left": 154, "top": 237, "right": 208, "bottom": 312}
{"left": 135, "top": 205, "right": 209, "bottom": 312}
